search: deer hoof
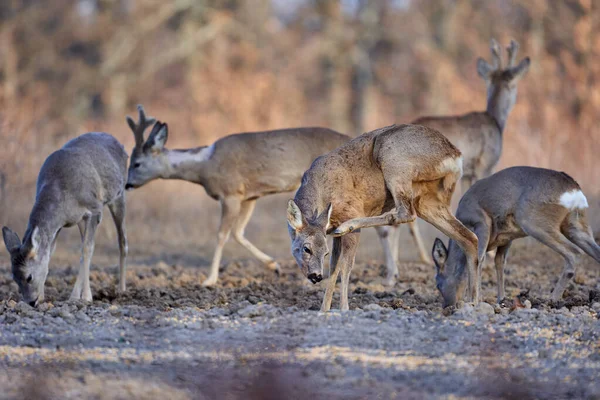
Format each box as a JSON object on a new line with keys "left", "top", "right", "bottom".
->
{"left": 266, "top": 261, "right": 281, "bottom": 274}
{"left": 202, "top": 277, "right": 218, "bottom": 287}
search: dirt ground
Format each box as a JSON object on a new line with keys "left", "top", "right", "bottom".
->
{"left": 0, "top": 215, "right": 599, "bottom": 399}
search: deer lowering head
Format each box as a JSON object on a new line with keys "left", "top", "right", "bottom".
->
{"left": 477, "top": 39, "right": 530, "bottom": 132}
{"left": 125, "top": 105, "right": 170, "bottom": 189}
{"left": 431, "top": 237, "right": 468, "bottom": 308}
{"left": 286, "top": 200, "right": 332, "bottom": 284}
{"left": 3, "top": 226, "right": 49, "bottom": 305}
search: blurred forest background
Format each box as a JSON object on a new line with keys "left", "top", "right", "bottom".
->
{"left": 0, "top": 0, "right": 599, "bottom": 262}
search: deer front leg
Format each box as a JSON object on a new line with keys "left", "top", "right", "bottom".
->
{"left": 332, "top": 209, "right": 415, "bottom": 237}
{"left": 339, "top": 231, "right": 360, "bottom": 311}
{"left": 321, "top": 237, "right": 342, "bottom": 312}
{"left": 71, "top": 213, "right": 101, "bottom": 301}
{"left": 202, "top": 197, "right": 240, "bottom": 287}
{"left": 376, "top": 226, "right": 398, "bottom": 286}
{"left": 494, "top": 244, "right": 511, "bottom": 303}
{"left": 408, "top": 221, "right": 432, "bottom": 264}
{"left": 108, "top": 195, "right": 128, "bottom": 293}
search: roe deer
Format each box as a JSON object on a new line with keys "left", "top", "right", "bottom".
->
{"left": 2, "top": 133, "right": 128, "bottom": 306}
{"left": 125, "top": 105, "right": 350, "bottom": 286}
{"left": 378, "top": 38, "right": 531, "bottom": 282}
{"left": 287, "top": 124, "right": 479, "bottom": 312}
{"left": 431, "top": 166, "right": 600, "bottom": 307}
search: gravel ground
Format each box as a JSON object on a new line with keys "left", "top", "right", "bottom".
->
{"left": 0, "top": 241, "right": 599, "bottom": 399}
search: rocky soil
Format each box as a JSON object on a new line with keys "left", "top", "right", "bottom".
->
{"left": 0, "top": 241, "right": 599, "bottom": 399}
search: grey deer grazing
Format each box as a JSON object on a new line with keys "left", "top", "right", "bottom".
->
{"left": 378, "top": 38, "right": 531, "bottom": 283}
{"left": 125, "top": 105, "right": 349, "bottom": 286}
{"left": 432, "top": 166, "right": 600, "bottom": 308}
{"left": 287, "top": 124, "right": 479, "bottom": 312}
{"left": 2, "top": 133, "right": 128, "bottom": 306}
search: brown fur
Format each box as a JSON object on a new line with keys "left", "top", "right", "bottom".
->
{"left": 288, "top": 124, "right": 479, "bottom": 311}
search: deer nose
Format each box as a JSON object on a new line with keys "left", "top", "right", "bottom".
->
{"left": 29, "top": 300, "right": 37, "bottom": 307}
{"left": 307, "top": 273, "right": 323, "bottom": 284}
{"left": 125, "top": 183, "right": 134, "bottom": 190}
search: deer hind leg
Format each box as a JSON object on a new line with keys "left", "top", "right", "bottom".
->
{"left": 321, "top": 236, "right": 342, "bottom": 312}
{"left": 108, "top": 194, "right": 128, "bottom": 293}
{"left": 232, "top": 199, "right": 280, "bottom": 273}
{"left": 71, "top": 213, "right": 101, "bottom": 301}
{"left": 202, "top": 197, "right": 241, "bottom": 287}
{"left": 519, "top": 210, "right": 581, "bottom": 301}
{"left": 494, "top": 243, "right": 511, "bottom": 303}
{"left": 562, "top": 209, "right": 600, "bottom": 264}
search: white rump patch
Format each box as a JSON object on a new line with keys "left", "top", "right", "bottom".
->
{"left": 437, "top": 156, "right": 463, "bottom": 177}
{"left": 559, "top": 190, "right": 588, "bottom": 210}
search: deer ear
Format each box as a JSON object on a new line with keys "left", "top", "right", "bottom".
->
{"left": 432, "top": 238, "right": 448, "bottom": 273}
{"left": 510, "top": 57, "right": 530, "bottom": 81}
{"left": 287, "top": 200, "right": 304, "bottom": 231}
{"left": 477, "top": 58, "right": 493, "bottom": 80}
{"left": 2, "top": 227, "right": 21, "bottom": 253}
{"left": 316, "top": 203, "right": 333, "bottom": 231}
{"left": 144, "top": 122, "right": 168, "bottom": 152}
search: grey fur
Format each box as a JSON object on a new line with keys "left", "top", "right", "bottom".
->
{"left": 432, "top": 166, "right": 600, "bottom": 307}
{"left": 2, "top": 133, "right": 129, "bottom": 305}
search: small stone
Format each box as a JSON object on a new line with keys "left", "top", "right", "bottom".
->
{"left": 591, "top": 302, "right": 600, "bottom": 312}
{"left": 363, "top": 303, "right": 383, "bottom": 312}
{"left": 237, "top": 304, "right": 275, "bottom": 318}
{"left": 14, "top": 302, "right": 34, "bottom": 314}
{"left": 7, "top": 300, "right": 17, "bottom": 309}
{"left": 38, "top": 302, "right": 54, "bottom": 312}
{"left": 524, "top": 300, "right": 532, "bottom": 309}
{"left": 475, "top": 302, "right": 495, "bottom": 315}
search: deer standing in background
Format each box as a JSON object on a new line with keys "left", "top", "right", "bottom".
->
{"left": 287, "top": 124, "right": 479, "bottom": 312}
{"left": 125, "top": 105, "right": 350, "bottom": 286}
{"left": 378, "top": 38, "right": 531, "bottom": 284}
{"left": 2, "top": 133, "right": 128, "bottom": 306}
{"left": 432, "top": 166, "right": 600, "bottom": 307}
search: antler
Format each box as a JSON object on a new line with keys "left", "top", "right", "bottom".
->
{"left": 506, "top": 39, "right": 519, "bottom": 68}
{"left": 126, "top": 105, "right": 156, "bottom": 148}
{"left": 490, "top": 38, "right": 503, "bottom": 70}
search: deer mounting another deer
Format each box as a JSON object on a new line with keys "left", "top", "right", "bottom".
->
{"left": 287, "top": 124, "right": 479, "bottom": 312}
{"left": 125, "top": 105, "right": 350, "bottom": 286}
{"left": 378, "top": 38, "right": 531, "bottom": 284}
{"left": 432, "top": 166, "right": 600, "bottom": 307}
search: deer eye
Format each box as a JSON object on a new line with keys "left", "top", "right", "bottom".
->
{"left": 26, "top": 275, "right": 32, "bottom": 283}
{"left": 303, "top": 246, "right": 312, "bottom": 255}
{"left": 133, "top": 162, "right": 141, "bottom": 169}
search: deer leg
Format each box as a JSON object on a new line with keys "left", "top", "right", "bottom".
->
{"left": 494, "top": 243, "right": 511, "bottom": 303}
{"left": 408, "top": 221, "right": 431, "bottom": 264}
{"left": 108, "top": 195, "right": 128, "bottom": 293}
{"left": 418, "top": 205, "right": 479, "bottom": 303}
{"left": 321, "top": 236, "right": 342, "bottom": 312}
{"left": 232, "top": 199, "right": 279, "bottom": 273}
{"left": 71, "top": 213, "right": 101, "bottom": 301}
{"left": 50, "top": 228, "right": 61, "bottom": 257}
{"left": 472, "top": 222, "right": 491, "bottom": 301}
{"left": 390, "top": 225, "right": 401, "bottom": 264}
{"left": 520, "top": 222, "right": 580, "bottom": 302}
{"left": 202, "top": 197, "right": 240, "bottom": 287}
{"left": 376, "top": 226, "right": 398, "bottom": 286}
{"left": 339, "top": 231, "right": 360, "bottom": 312}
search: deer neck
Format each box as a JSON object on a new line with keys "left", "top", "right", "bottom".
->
{"left": 26, "top": 187, "right": 63, "bottom": 250}
{"left": 163, "top": 145, "right": 215, "bottom": 183}
{"left": 485, "top": 86, "right": 516, "bottom": 133}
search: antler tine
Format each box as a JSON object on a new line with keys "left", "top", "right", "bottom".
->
{"left": 128, "top": 104, "right": 156, "bottom": 148}
{"left": 506, "top": 39, "right": 519, "bottom": 68}
{"left": 490, "top": 38, "right": 503, "bottom": 70}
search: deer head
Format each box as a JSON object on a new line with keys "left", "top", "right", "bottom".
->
{"left": 477, "top": 39, "right": 530, "bottom": 131}
{"left": 432, "top": 238, "right": 468, "bottom": 308}
{"left": 125, "top": 105, "right": 171, "bottom": 190}
{"left": 287, "top": 200, "right": 332, "bottom": 284}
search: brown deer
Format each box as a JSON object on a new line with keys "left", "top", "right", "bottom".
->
{"left": 432, "top": 166, "right": 600, "bottom": 307}
{"left": 125, "top": 105, "right": 350, "bottom": 286}
{"left": 378, "top": 39, "right": 531, "bottom": 283}
{"left": 287, "top": 124, "right": 479, "bottom": 311}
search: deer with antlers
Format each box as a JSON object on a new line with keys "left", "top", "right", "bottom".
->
{"left": 287, "top": 124, "right": 479, "bottom": 311}
{"left": 378, "top": 39, "right": 531, "bottom": 284}
{"left": 125, "top": 105, "right": 350, "bottom": 286}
